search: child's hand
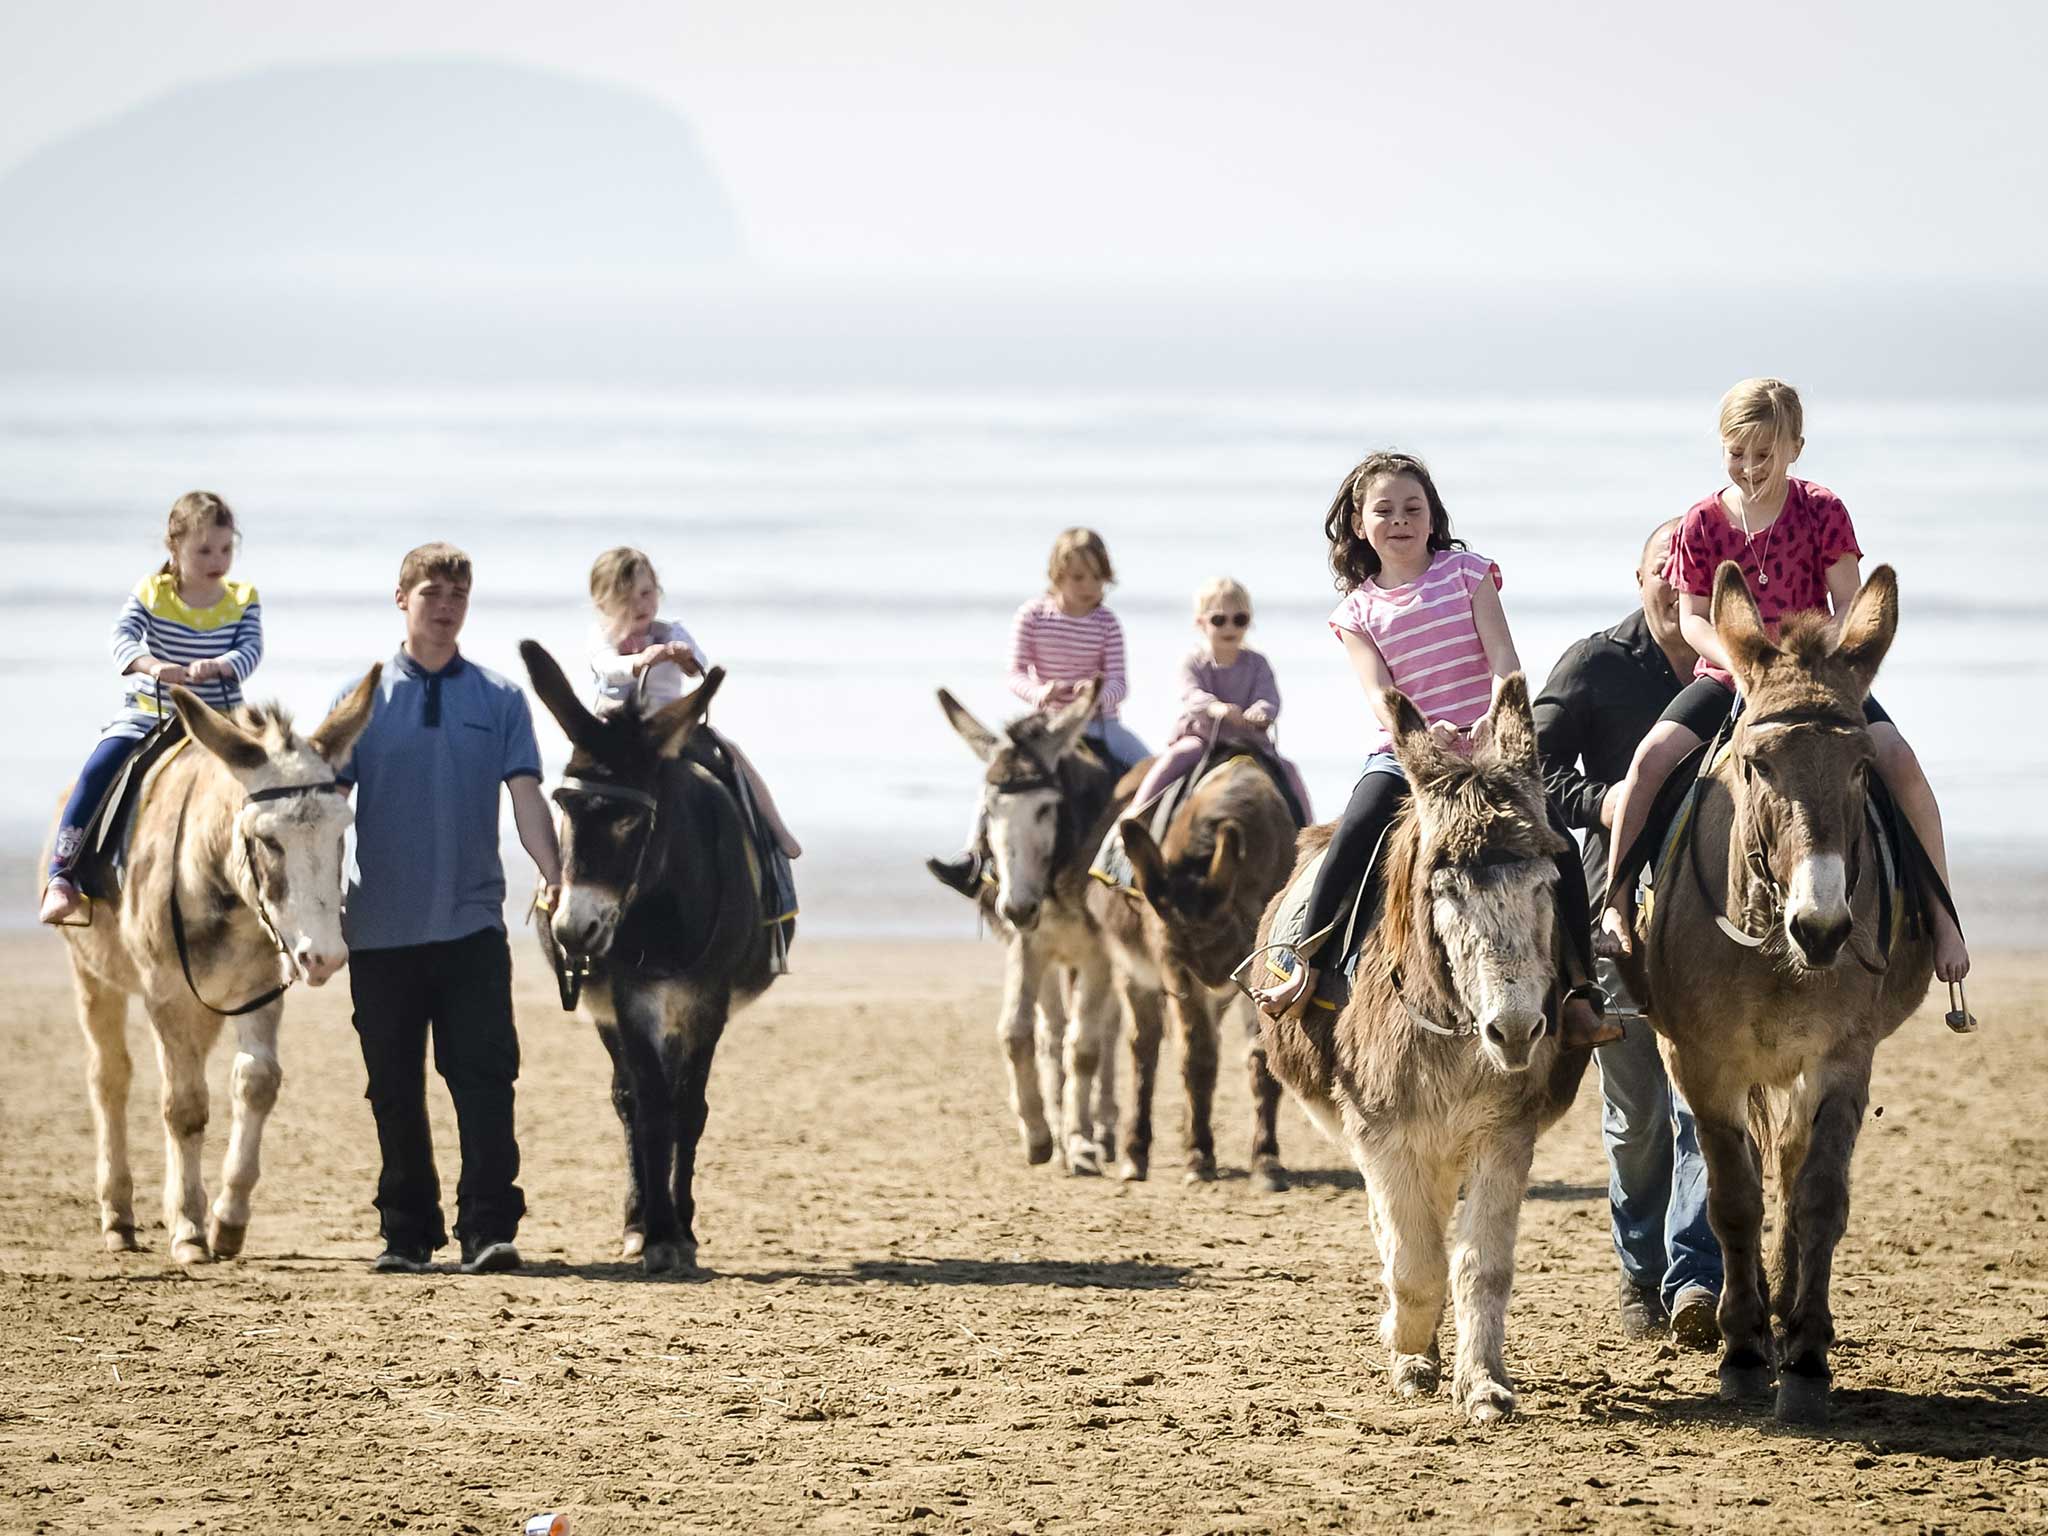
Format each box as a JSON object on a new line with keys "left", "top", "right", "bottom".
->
{"left": 1427, "top": 720, "right": 1465, "bottom": 751}
{"left": 186, "top": 658, "right": 225, "bottom": 683}
{"left": 664, "top": 641, "right": 702, "bottom": 677}
{"left": 1243, "top": 702, "right": 1274, "bottom": 728}
{"left": 151, "top": 662, "right": 190, "bottom": 687}
{"left": 631, "top": 644, "right": 668, "bottom": 674}
{"left": 1040, "top": 680, "right": 1079, "bottom": 708}
{"left": 1205, "top": 700, "right": 1233, "bottom": 721}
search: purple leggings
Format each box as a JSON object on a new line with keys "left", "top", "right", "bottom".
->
{"left": 1131, "top": 735, "right": 1312, "bottom": 822}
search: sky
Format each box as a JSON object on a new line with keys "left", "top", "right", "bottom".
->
{"left": 2, "top": 0, "right": 2044, "bottom": 289}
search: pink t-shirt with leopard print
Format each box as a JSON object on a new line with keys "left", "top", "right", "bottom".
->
{"left": 1665, "top": 478, "right": 1862, "bottom": 685}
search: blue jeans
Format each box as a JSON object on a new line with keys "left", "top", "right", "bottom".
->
{"left": 1595, "top": 957, "right": 1722, "bottom": 1313}
{"left": 1086, "top": 719, "right": 1150, "bottom": 773}
{"left": 50, "top": 735, "right": 137, "bottom": 878}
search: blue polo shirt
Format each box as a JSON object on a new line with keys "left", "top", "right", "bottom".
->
{"left": 337, "top": 649, "right": 543, "bottom": 951}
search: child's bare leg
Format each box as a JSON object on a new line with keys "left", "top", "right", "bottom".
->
{"left": 1869, "top": 724, "right": 1968, "bottom": 982}
{"left": 1599, "top": 720, "right": 1703, "bottom": 957}
{"left": 725, "top": 739, "right": 801, "bottom": 858}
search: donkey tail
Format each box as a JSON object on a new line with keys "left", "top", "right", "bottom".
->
{"left": 1747, "top": 1084, "right": 1778, "bottom": 1173}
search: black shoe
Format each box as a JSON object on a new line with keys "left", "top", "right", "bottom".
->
{"left": 925, "top": 853, "right": 984, "bottom": 899}
{"left": 460, "top": 1237, "right": 521, "bottom": 1274}
{"left": 1618, "top": 1276, "right": 1667, "bottom": 1341}
{"left": 372, "top": 1243, "right": 433, "bottom": 1274}
{"left": 1669, "top": 1285, "right": 1721, "bottom": 1350}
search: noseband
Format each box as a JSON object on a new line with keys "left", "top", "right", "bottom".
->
{"left": 548, "top": 775, "right": 664, "bottom": 1010}
{"left": 171, "top": 779, "right": 343, "bottom": 1017}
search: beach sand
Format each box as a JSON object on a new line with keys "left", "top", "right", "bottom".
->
{"left": 1, "top": 932, "right": 2043, "bottom": 1534}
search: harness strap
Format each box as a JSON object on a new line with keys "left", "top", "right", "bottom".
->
{"left": 169, "top": 790, "right": 289, "bottom": 1017}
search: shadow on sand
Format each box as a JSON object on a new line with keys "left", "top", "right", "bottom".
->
{"left": 1595, "top": 1378, "right": 2048, "bottom": 1458}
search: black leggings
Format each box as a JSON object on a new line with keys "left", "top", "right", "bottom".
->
{"left": 1300, "top": 768, "right": 1593, "bottom": 982}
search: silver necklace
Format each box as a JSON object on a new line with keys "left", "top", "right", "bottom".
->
{"left": 1735, "top": 491, "right": 1778, "bottom": 587}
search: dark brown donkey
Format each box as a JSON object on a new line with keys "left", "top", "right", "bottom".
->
{"left": 1093, "top": 756, "right": 1297, "bottom": 1188}
{"left": 1253, "top": 677, "right": 1591, "bottom": 1422}
{"left": 1625, "top": 563, "right": 1933, "bottom": 1423}
{"left": 522, "top": 643, "right": 785, "bottom": 1275}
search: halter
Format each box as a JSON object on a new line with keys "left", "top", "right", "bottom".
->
{"left": 548, "top": 773, "right": 665, "bottom": 1009}
{"left": 170, "top": 778, "right": 342, "bottom": 1017}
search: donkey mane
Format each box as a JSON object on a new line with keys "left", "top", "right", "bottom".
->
{"left": 228, "top": 700, "right": 300, "bottom": 747}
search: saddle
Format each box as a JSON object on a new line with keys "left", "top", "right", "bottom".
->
{"left": 69, "top": 722, "right": 191, "bottom": 905}
{"left": 1240, "top": 821, "right": 1394, "bottom": 1016}
{"left": 1091, "top": 741, "right": 1306, "bottom": 892}
{"left": 680, "top": 729, "right": 797, "bottom": 960}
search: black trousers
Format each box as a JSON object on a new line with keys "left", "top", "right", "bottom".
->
{"left": 1301, "top": 767, "right": 1594, "bottom": 982}
{"left": 350, "top": 926, "right": 524, "bottom": 1251}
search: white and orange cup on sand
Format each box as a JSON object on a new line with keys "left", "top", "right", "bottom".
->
{"left": 524, "top": 1516, "right": 570, "bottom": 1536}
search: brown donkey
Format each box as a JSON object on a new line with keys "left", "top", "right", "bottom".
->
{"left": 1628, "top": 562, "right": 1933, "bottom": 1424}
{"left": 48, "top": 672, "right": 380, "bottom": 1263}
{"left": 1253, "top": 677, "right": 1591, "bottom": 1422}
{"left": 1094, "top": 756, "right": 1297, "bottom": 1188}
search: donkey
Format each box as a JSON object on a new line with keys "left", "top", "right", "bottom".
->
{"left": 522, "top": 643, "right": 783, "bottom": 1274}
{"left": 1095, "top": 756, "right": 1298, "bottom": 1188}
{"left": 1626, "top": 562, "right": 1933, "bottom": 1424}
{"left": 937, "top": 682, "right": 1129, "bottom": 1175}
{"left": 1253, "top": 676, "right": 1592, "bottom": 1423}
{"left": 49, "top": 671, "right": 380, "bottom": 1264}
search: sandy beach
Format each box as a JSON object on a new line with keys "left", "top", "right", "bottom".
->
{"left": 1, "top": 931, "right": 2043, "bottom": 1534}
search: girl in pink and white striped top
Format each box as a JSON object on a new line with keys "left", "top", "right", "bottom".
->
{"left": 1252, "top": 451, "right": 1616, "bottom": 1047}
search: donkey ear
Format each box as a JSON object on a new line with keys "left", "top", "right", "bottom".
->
{"left": 1710, "top": 561, "right": 1775, "bottom": 690}
{"left": 1043, "top": 678, "right": 1102, "bottom": 760}
{"left": 1383, "top": 687, "right": 1455, "bottom": 785}
{"left": 937, "top": 688, "right": 999, "bottom": 763}
{"left": 1122, "top": 817, "right": 1169, "bottom": 907}
{"left": 1476, "top": 673, "right": 1538, "bottom": 776}
{"left": 1206, "top": 820, "right": 1244, "bottom": 892}
{"left": 1832, "top": 564, "right": 1897, "bottom": 697}
{"left": 172, "top": 686, "right": 268, "bottom": 772}
{"left": 520, "top": 640, "right": 603, "bottom": 755}
{"left": 309, "top": 664, "right": 382, "bottom": 770}
{"left": 650, "top": 667, "right": 724, "bottom": 760}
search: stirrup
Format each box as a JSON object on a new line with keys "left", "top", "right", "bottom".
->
{"left": 1943, "top": 978, "right": 1977, "bottom": 1034}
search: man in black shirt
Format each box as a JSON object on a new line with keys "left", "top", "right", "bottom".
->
{"left": 1534, "top": 520, "right": 1723, "bottom": 1348}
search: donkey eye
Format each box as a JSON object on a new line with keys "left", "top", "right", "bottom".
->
{"left": 1036, "top": 804, "right": 1055, "bottom": 822}
{"left": 1747, "top": 757, "right": 1775, "bottom": 781}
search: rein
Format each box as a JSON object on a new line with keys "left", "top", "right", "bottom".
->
{"left": 169, "top": 779, "right": 340, "bottom": 1017}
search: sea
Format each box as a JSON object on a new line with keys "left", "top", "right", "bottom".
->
{"left": 4, "top": 382, "right": 2043, "bottom": 941}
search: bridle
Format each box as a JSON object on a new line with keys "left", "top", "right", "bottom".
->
{"left": 1390, "top": 845, "right": 1552, "bottom": 1039}
{"left": 170, "top": 779, "right": 343, "bottom": 1017}
{"left": 546, "top": 773, "right": 664, "bottom": 1010}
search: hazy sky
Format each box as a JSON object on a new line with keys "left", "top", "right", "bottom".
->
{"left": 3, "top": 1, "right": 2042, "bottom": 286}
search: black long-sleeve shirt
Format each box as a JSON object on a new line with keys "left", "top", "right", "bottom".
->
{"left": 1532, "top": 609, "right": 1684, "bottom": 901}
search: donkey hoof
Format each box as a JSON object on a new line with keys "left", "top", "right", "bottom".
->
{"left": 1117, "top": 1155, "right": 1149, "bottom": 1183}
{"left": 641, "top": 1240, "right": 697, "bottom": 1276}
{"left": 103, "top": 1224, "right": 140, "bottom": 1253}
{"left": 171, "top": 1237, "right": 211, "bottom": 1267}
{"left": 1066, "top": 1143, "right": 1102, "bottom": 1177}
{"left": 206, "top": 1218, "right": 247, "bottom": 1259}
{"left": 1392, "top": 1358, "right": 1439, "bottom": 1400}
{"left": 620, "top": 1230, "right": 645, "bottom": 1261}
{"left": 1251, "top": 1159, "right": 1289, "bottom": 1194}
{"left": 1462, "top": 1383, "right": 1516, "bottom": 1424}
{"left": 1717, "top": 1356, "right": 1775, "bottom": 1403}
{"left": 1775, "top": 1370, "right": 1831, "bottom": 1425}
{"left": 1023, "top": 1131, "right": 1055, "bottom": 1166}
{"left": 1183, "top": 1158, "right": 1218, "bottom": 1185}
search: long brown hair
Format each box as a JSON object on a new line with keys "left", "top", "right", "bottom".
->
{"left": 159, "top": 491, "right": 237, "bottom": 586}
{"left": 1322, "top": 451, "right": 1462, "bottom": 593}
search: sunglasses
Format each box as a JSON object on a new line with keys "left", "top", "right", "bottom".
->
{"left": 1206, "top": 612, "right": 1251, "bottom": 629}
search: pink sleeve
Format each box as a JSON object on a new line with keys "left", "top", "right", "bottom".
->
{"left": 1328, "top": 590, "right": 1368, "bottom": 639}
{"left": 1812, "top": 490, "right": 1862, "bottom": 567}
{"left": 1667, "top": 508, "right": 1722, "bottom": 599}
{"left": 1006, "top": 604, "right": 1042, "bottom": 705}
{"left": 1460, "top": 551, "right": 1503, "bottom": 593}
{"left": 1096, "top": 611, "right": 1129, "bottom": 715}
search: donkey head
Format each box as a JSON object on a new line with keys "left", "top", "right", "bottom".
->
{"left": 938, "top": 681, "right": 1105, "bottom": 931}
{"left": 1714, "top": 560, "right": 1895, "bottom": 969}
{"left": 171, "top": 664, "right": 381, "bottom": 987}
{"left": 521, "top": 639, "right": 722, "bottom": 960}
{"left": 1386, "top": 674, "right": 1568, "bottom": 1074}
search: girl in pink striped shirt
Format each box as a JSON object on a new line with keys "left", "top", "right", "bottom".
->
{"left": 928, "top": 528, "right": 1148, "bottom": 897}
{"left": 1253, "top": 451, "right": 1616, "bottom": 1047}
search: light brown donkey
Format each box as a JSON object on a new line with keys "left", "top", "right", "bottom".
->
{"left": 1253, "top": 676, "right": 1591, "bottom": 1423}
{"left": 1627, "top": 562, "right": 1933, "bottom": 1424}
{"left": 1094, "top": 756, "right": 1297, "bottom": 1188}
{"left": 46, "top": 673, "right": 379, "bottom": 1264}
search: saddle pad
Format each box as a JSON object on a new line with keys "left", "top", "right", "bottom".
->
{"left": 1260, "top": 845, "right": 1369, "bottom": 1014}
{"left": 74, "top": 728, "right": 191, "bottom": 903}
{"left": 1092, "top": 753, "right": 1269, "bottom": 891}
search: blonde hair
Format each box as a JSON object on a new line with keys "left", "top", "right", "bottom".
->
{"left": 159, "top": 491, "right": 237, "bottom": 583}
{"left": 1046, "top": 527, "right": 1115, "bottom": 589}
{"left": 1193, "top": 576, "right": 1252, "bottom": 616}
{"left": 1719, "top": 377, "right": 1804, "bottom": 446}
{"left": 397, "top": 542, "right": 472, "bottom": 591}
{"left": 589, "top": 546, "right": 659, "bottom": 614}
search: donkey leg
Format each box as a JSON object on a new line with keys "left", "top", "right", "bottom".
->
{"left": 1776, "top": 1055, "right": 1872, "bottom": 1426}
{"left": 151, "top": 1009, "right": 222, "bottom": 1265}
{"left": 1451, "top": 1131, "right": 1539, "bottom": 1424}
{"left": 1117, "top": 973, "right": 1165, "bottom": 1182}
{"left": 209, "top": 1002, "right": 284, "bottom": 1259}
{"left": 1172, "top": 985, "right": 1219, "bottom": 1184}
{"left": 1766, "top": 1083, "right": 1814, "bottom": 1335}
{"left": 1085, "top": 967, "right": 1120, "bottom": 1167}
{"left": 1238, "top": 995, "right": 1289, "bottom": 1193}
{"left": 667, "top": 1021, "right": 727, "bottom": 1273}
{"left": 595, "top": 1017, "right": 646, "bottom": 1257}
{"left": 1059, "top": 954, "right": 1111, "bottom": 1177}
{"left": 1695, "top": 1091, "right": 1773, "bottom": 1402}
{"left": 619, "top": 1009, "right": 683, "bottom": 1273}
{"left": 72, "top": 964, "right": 138, "bottom": 1250}
{"left": 1361, "top": 1142, "right": 1451, "bottom": 1402}
{"left": 998, "top": 938, "right": 1054, "bottom": 1165}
